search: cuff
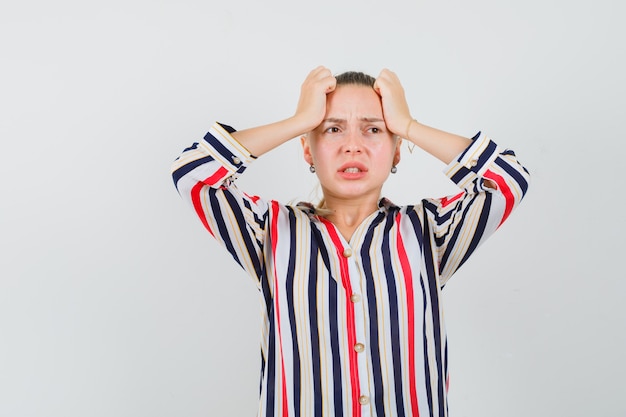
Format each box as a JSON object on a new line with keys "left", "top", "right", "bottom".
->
{"left": 200, "top": 122, "right": 257, "bottom": 177}
{"left": 444, "top": 132, "right": 503, "bottom": 189}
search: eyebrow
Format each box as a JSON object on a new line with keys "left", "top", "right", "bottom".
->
{"left": 321, "top": 117, "right": 385, "bottom": 124}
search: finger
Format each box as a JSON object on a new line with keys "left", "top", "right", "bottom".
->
{"left": 311, "top": 66, "right": 331, "bottom": 80}
{"left": 372, "top": 78, "right": 384, "bottom": 96}
{"left": 303, "top": 66, "right": 329, "bottom": 85}
{"left": 380, "top": 68, "right": 397, "bottom": 80}
{"left": 325, "top": 80, "right": 336, "bottom": 93}
{"left": 377, "top": 68, "right": 390, "bottom": 82}
{"left": 308, "top": 68, "right": 335, "bottom": 93}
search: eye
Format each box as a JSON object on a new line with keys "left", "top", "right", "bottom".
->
{"left": 325, "top": 126, "right": 341, "bottom": 133}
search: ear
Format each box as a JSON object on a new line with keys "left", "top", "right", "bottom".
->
{"left": 301, "top": 135, "right": 314, "bottom": 165}
{"left": 393, "top": 137, "right": 402, "bottom": 166}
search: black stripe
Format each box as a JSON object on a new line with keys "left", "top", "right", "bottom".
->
{"left": 328, "top": 274, "right": 343, "bottom": 417}
{"left": 285, "top": 208, "right": 301, "bottom": 417}
{"left": 449, "top": 166, "right": 471, "bottom": 185}
{"left": 183, "top": 142, "right": 199, "bottom": 152}
{"left": 223, "top": 192, "right": 263, "bottom": 280}
{"left": 407, "top": 208, "right": 437, "bottom": 414}
{"left": 495, "top": 157, "right": 529, "bottom": 197}
{"left": 203, "top": 130, "right": 246, "bottom": 170}
{"left": 420, "top": 204, "right": 446, "bottom": 417}
{"left": 208, "top": 190, "right": 240, "bottom": 266}
{"left": 260, "top": 350, "right": 266, "bottom": 396}
{"left": 439, "top": 193, "right": 480, "bottom": 274}
{"left": 360, "top": 212, "right": 387, "bottom": 416}
{"left": 419, "top": 206, "right": 438, "bottom": 415}
{"left": 172, "top": 154, "right": 214, "bottom": 189}
{"left": 419, "top": 275, "right": 434, "bottom": 416}
{"left": 424, "top": 195, "right": 461, "bottom": 225}
{"left": 457, "top": 193, "right": 492, "bottom": 271}
{"left": 308, "top": 230, "right": 323, "bottom": 417}
{"left": 266, "top": 311, "right": 277, "bottom": 416}
{"left": 444, "top": 339, "right": 449, "bottom": 416}
{"left": 260, "top": 271, "right": 273, "bottom": 318}
{"left": 216, "top": 122, "right": 237, "bottom": 134}
{"left": 310, "top": 223, "right": 332, "bottom": 272}
{"left": 310, "top": 224, "right": 343, "bottom": 416}
{"left": 381, "top": 212, "right": 406, "bottom": 417}
{"left": 477, "top": 140, "right": 498, "bottom": 168}
{"left": 242, "top": 198, "right": 267, "bottom": 240}
{"left": 423, "top": 198, "right": 461, "bottom": 249}
{"left": 455, "top": 131, "right": 480, "bottom": 161}
{"left": 405, "top": 206, "right": 424, "bottom": 250}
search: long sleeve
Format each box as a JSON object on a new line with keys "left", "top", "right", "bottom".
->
{"left": 171, "top": 122, "right": 269, "bottom": 285}
{"left": 423, "top": 132, "right": 530, "bottom": 287}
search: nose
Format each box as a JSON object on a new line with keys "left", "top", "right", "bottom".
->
{"left": 343, "top": 130, "right": 362, "bottom": 153}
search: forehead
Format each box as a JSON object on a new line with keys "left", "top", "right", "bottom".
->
{"left": 325, "top": 85, "right": 383, "bottom": 118}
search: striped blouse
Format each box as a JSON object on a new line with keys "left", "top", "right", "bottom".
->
{"left": 171, "top": 122, "right": 530, "bottom": 417}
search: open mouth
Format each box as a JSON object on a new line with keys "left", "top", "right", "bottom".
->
{"left": 343, "top": 167, "right": 362, "bottom": 173}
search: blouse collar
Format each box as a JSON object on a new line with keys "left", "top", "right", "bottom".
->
{"left": 296, "top": 197, "right": 398, "bottom": 220}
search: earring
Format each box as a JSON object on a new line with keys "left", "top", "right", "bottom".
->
{"left": 391, "top": 166, "right": 397, "bottom": 174}
{"left": 309, "top": 165, "right": 316, "bottom": 173}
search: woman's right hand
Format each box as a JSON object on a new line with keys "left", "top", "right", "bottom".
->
{"left": 230, "top": 67, "right": 336, "bottom": 157}
{"left": 293, "top": 66, "right": 337, "bottom": 133}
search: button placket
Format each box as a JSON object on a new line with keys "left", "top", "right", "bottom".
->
{"left": 343, "top": 245, "right": 371, "bottom": 412}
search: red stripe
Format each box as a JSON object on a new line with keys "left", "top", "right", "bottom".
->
{"left": 440, "top": 191, "right": 464, "bottom": 208}
{"left": 320, "top": 218, "right": 361, "bottom": 417}
{"left": 244, "top": 192, "right": 261, "bottom": 204}
{"left": 270, "top": 201, "right": 289, "bottom": 417}
{"left": 190, "top": 181, "right": 213, "bottom": 236}
{"left": 189, "top": 167, "right": 230, "bottom": 236}
{"left": 395, "top": 213, "right": 420, "bottom": 416}
{"left": 205, "top": 166, "right": 229, "bottom": 186}
{"left": 484, "top": 169, "right": 514, "bottom": 227}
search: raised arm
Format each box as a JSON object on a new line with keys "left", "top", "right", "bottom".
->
{"left": 373, "top": 68, "right": 473, "bottom": 165}
{"left": 171, "top": 67, "right": 339, "bottom": 284}
{"left": 374, "top": 68, "right": 501, "bottom": 189}
{"left": 231, "top": 66, "right": 337, "bottom": 157}
{"left": 372, "top": 69, "right": 530, "bottom": 284}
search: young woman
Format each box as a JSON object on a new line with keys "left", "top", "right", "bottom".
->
{"left": 171, "top": 66, "right": 530, "bottom": 417}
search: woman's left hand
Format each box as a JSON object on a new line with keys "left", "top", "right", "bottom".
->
{"left": 373, "top": 69, "right": 414, "bottom": 139}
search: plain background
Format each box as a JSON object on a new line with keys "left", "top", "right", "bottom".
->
{"left": 1, "top": 0, "right": 624, "bottom": 416}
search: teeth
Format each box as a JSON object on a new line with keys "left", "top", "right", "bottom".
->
{"left": 344, "top": 167, "right": 361, "bottom": 173}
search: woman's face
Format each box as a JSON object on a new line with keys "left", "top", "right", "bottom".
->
{"left": 302, "top": 84, "right": 401, "bottom": 203}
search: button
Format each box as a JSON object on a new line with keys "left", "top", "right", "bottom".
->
{"left": 469, "top": 157, "right": 478, "bottom": 167}
{"left": 342, "top": 248, "right": 352, "bottom": 258}
{"left": 358, "top": 395, "right": 370, "bottom": 405}
{"left": 232, "top": 156, "right": 241, "bottom": 165}
{"left": 354, "top": 343, "right": 365, "bottom": 353}
{"left": 350, "top": 294, "right": 361, "bottom": 303}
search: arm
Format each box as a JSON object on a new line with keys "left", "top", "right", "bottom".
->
{"left": 373, "top": 69, "right": 530, "bottom": 284}
{"left": 431, "top": 133, "right": 530, "bottom": 286}
{"left": 230, "top": 66, "right": 337, "bottom": 157}
{"left": 374, "top": 68, "right": 498, "bottom": 187}
{"left": 171, "top": 123, "right": 269, "bottom": 284}
{"left": 170, "top": 66, "right": 337, "bottom": 283}
{"left": 374, "top": 68, "right": 472, "bottom": 165}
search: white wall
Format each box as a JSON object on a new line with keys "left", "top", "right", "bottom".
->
{"left": 1, "top": 0, "right": 624, "bottom": 416}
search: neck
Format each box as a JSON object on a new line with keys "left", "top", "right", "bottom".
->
{"left": 320, "top": 194, "right": 380, "bottom": 241}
